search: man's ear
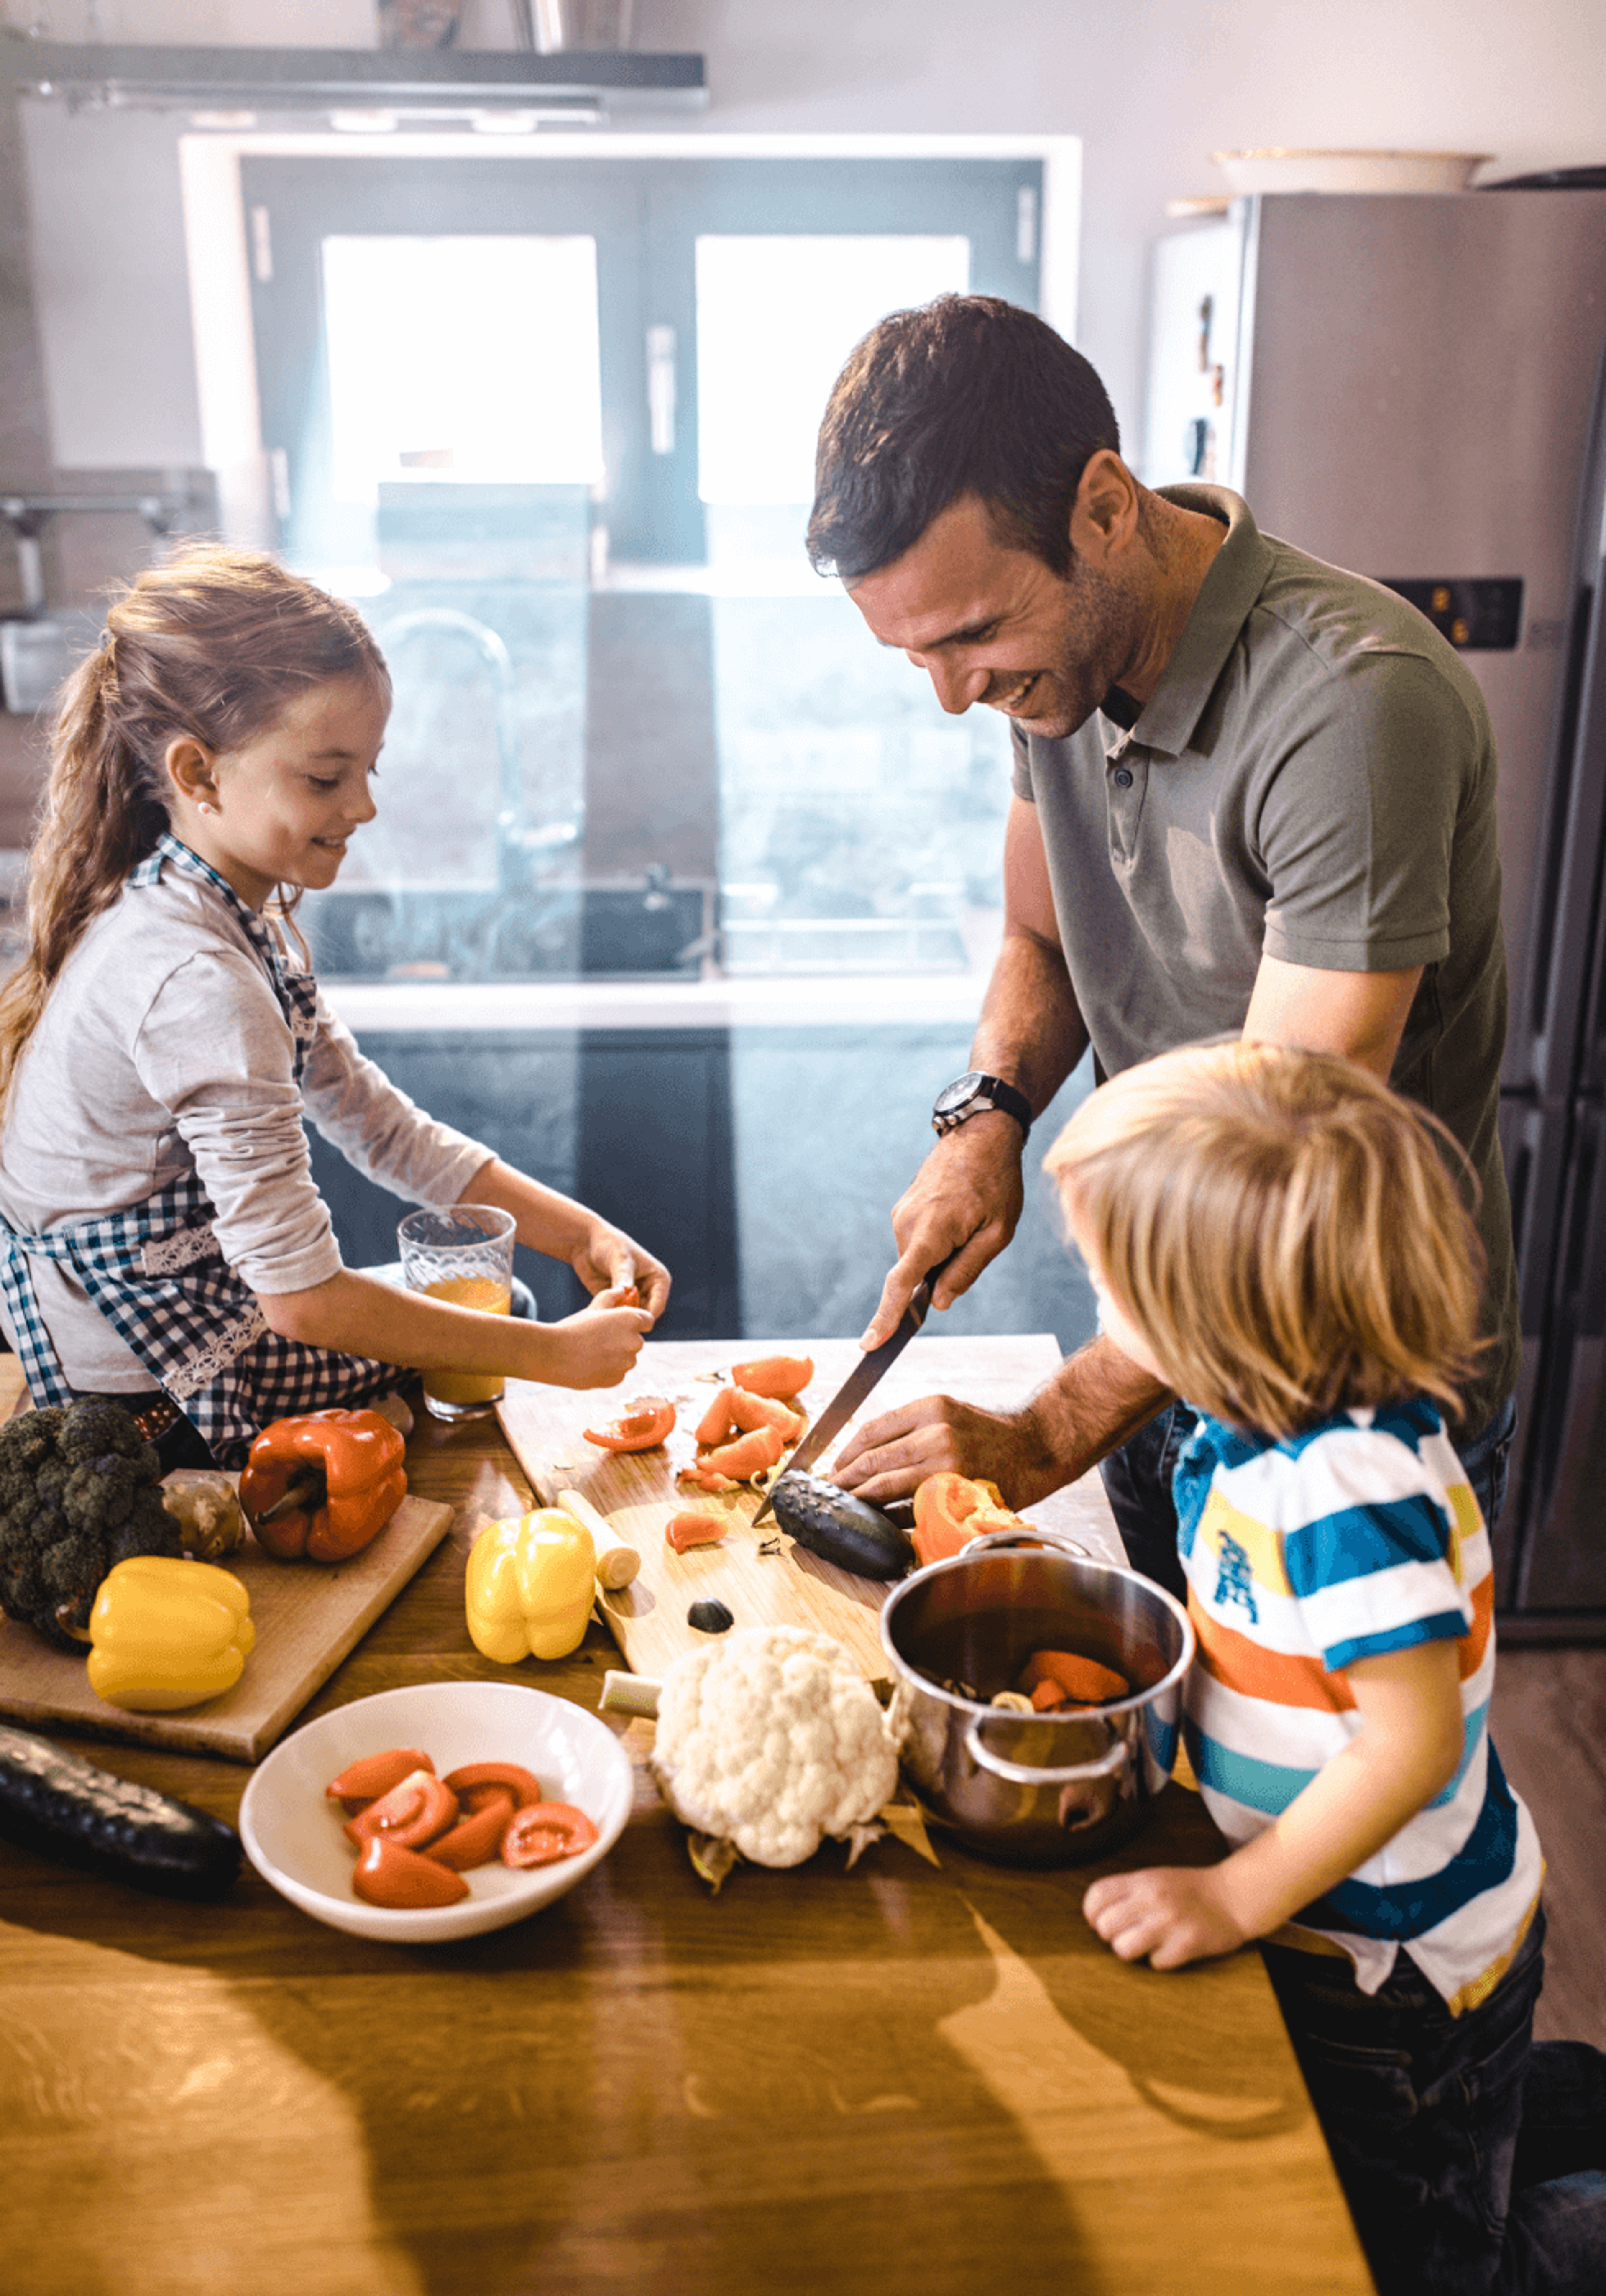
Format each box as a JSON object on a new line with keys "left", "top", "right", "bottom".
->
{"left": 163, "top": 733, "right": 219, "bottom": 811}
{"left": 1069, "top": 450, "right": 1140, "bottom": 565}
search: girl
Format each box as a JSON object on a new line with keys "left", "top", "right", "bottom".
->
{"left": 0, "top": 544, "right": 668, "bottom": 1469}
{"left": 1043, "top": 1041, "right": 1605, "bottom": 2296}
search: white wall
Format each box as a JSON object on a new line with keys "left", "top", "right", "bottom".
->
{"left": 13, "top": 0, "right": 1606, "bottom": 466}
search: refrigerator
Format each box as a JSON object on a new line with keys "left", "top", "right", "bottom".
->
{"left": 1143, "top": 187, "right": 1606, "bottom": 1639}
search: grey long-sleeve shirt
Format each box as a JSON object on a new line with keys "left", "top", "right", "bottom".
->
{"left": 0, "top": 867, "right": 491, "bottom": 1392}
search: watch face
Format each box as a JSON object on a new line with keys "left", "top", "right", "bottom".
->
{"left": 933, "top": 1071, "right": 985, "bottom": 1117}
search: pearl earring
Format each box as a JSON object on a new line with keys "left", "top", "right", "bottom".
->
{"left": 199, "top": 801, "right": 217, "bottom": 817}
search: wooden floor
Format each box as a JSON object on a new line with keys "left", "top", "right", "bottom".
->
{"left": 1491, "top": 1645, "right": 1606, "bottom": 2049}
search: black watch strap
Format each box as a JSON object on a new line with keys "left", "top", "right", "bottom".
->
{"left": 933, "top": 1071, "right": 1033, "bottom": 1140}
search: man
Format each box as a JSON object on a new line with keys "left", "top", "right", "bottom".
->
{"left": 808, "top": 294, "right": 1518, "bottom": 1596}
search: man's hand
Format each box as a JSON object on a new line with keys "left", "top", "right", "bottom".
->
{"left": 860, "top": 1115, "right": 1026, "bottom": 1348}
{"left": 834, "top": 1334, "right": 1171, "bottom": 1507}
{"left": 1082, "top": 1864, "right": 1252, "bottom": 1970}
{"left": 833, "top": 1393, "right": 1061, "bottom": 1509}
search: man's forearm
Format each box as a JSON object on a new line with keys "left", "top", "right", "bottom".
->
{"left": 970, "top": 925, "right": 1089, "bottom": 1117}
{"left": 1013, "top": 1332, "right": 1174, "bottom": 1502}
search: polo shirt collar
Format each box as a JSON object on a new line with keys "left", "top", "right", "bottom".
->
{"left": 1118, "top": 486, "right": 1275, "bottom": 758}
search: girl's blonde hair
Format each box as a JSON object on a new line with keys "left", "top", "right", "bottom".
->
{"left": 0, "top": 542, "right": 387, "bottom": 1115}
{"left": 1042, "top": 1040, "right": 1488, "bottom": 1439}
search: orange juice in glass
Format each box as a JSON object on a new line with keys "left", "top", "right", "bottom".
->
{"left": 397, "top": 1206, "right": 520, "bottom": 1421}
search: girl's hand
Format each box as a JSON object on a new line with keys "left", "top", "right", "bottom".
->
{"left": 1082, "top": 1864, "right": 1253, "bottom": 1970}
{"left": 544, "top": 1300, "right": 654, "bottom": 1390}
{"left": 571, "top": 1223, "right": 672, "bottom": 1323}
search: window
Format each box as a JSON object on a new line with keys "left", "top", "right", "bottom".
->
{"left": 243, "top": 151, "right": 1044, "bottom": 988}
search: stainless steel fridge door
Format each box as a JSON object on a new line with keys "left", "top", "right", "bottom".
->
{"left": 1228, "top": 189, "right": 1606, "bottom": 1095}
{"left": 1506, "top": 1099, "right": 1606, "bottom": 1622}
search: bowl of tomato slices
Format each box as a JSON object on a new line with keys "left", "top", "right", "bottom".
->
{"left": 239, "top": 1680, "right": 634, "bottom": 1941}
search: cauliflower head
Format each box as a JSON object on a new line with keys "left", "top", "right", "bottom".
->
{"left": 648, "top": 1624, "right": 900, "bottom": 1869}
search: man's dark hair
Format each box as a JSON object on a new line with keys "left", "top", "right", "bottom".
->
{"left": 806, "top": 294, "right": 1121, "bottom": 583}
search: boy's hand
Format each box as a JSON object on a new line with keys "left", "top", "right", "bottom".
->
{"left": 1082, "top": 1864, "right": 1253, "bottom": 1970}
{"left": 546, "top": 1300, "right": 653, "bottom": 1388}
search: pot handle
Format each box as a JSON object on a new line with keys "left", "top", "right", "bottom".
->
{"left": 963, "top": 1714, "right": 1130, "bottom": 1787}
{"left": 962, "top": 1525, "right": 1094, "bottom": 1560}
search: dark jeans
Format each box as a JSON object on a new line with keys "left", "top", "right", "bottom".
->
{"left": 1263, "top": 1907, "right": 1606, "bottom": 2294}
{"left": 1100, "top": 1391, "right": 1521, "bottom": 1600}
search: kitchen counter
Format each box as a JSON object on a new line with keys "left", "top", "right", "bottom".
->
{"left": 0, "top": 1342, "right": 1373, "bottom": 2296}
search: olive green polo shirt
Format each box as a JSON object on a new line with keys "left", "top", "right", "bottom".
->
{"left": 1012, "top": 484, "right": 1517, "bottom": 1431}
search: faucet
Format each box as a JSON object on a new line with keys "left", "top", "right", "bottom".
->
{"left": 379, "top": 605, "right": 579, "bottom": 895}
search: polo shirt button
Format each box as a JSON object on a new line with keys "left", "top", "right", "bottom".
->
{"left": 1113, "top": 765, "right": 1134, "bottom": 788}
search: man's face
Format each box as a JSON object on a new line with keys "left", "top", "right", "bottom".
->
{"left": 846, "top": 491, "right": 1142, "bottom": 742}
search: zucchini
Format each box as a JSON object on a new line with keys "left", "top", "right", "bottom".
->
{"left": 0, "top": 1723, "right": 241, "bottom": 1900}
{"left": 770, "top": 1473, "right": 915, "bottom": 1581}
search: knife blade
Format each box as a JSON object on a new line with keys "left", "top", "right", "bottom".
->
{"left": 751, "top": 1251, "right": 956, "bottom": 1525}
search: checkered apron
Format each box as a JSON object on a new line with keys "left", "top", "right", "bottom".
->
{"left": 0, "top": 835, "right": 397, "bottom": 1466}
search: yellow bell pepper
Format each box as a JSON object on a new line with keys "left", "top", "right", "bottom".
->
{"left": 465, "top": 1509, "right": 596, "bottom": 1663}
{"left": 87, "top": 1555, "right": 256, "bottom": 1713}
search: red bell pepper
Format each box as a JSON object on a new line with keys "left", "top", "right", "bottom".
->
{"left": 240, "top": 1408, "right": 408, "bottom": 1562}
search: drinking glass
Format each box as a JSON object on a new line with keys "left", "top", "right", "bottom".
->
{"left": 397, "top": 1204, "right": 519, "bottom": 1421}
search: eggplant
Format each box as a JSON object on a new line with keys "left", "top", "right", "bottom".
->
{"left": 0, "top": 1723, "right": 241, "bottom": 1900}
{"left": 770, "top": 1473, "right": 914, "bottom": 1581}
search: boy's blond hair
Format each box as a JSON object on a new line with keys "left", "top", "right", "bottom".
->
{"left": 1042, "top": 1041, "right": 1487, "bottom": 1439}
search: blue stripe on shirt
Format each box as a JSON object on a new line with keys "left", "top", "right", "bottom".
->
{"left": 1185, "top": 1717, "right": 1314, "bottom": 1815}
{"left": 1284, "top": 1491, "right": 1451, "bottom": 1595}
{"left": 1297, "top": 1744, "right": 1521, "bottom": 1939}
{"left": 1323, "top": 1606, "right": 1471, "bottom": 1674}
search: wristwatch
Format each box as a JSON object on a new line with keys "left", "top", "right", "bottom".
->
{"left": 932, "top": 1071, "right": 1033, "bottom": 1140}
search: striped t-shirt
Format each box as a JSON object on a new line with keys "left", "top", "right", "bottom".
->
{"left": 1174, "top": 1396, "right": 1543, "bottom": 2009}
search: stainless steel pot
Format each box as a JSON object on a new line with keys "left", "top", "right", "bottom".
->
{"left": 879, "top": 1529, "right": 1195, "bottom": 1865}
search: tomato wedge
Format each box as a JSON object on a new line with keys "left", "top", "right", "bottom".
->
{"left": 353, "top": 1835, "right": 470, "bottom": 1909}
{"left": 583, "top": 1397, "right": 676, "bottom": 1452}
{"left": 325, "top": 1746, "right": 435, "bottom": 1815}
{"left": 442, "top": 1761, "right": 547, "bottom": 1810}
{"left": 501, "top": 1800, "right": 601, "bottom": 1868}
{"left": 344, "top": 1767, "right": 460, "bottom": 1851}
{"left": 424, "top": 1788, "right": 517, "bottom": 1871}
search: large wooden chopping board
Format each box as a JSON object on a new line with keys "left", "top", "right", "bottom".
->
{"left": 496, "top": 1333, "right": 1124, "bottom": 1685}
{"left": 0, "top": 1495, "right": 453, "bottom": 1763}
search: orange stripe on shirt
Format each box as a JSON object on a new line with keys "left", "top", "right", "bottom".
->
{"left": 1459, "top": 1572, "right": 1493, "bottom": 1680}
{"left": 1189, "top": 1592, "right": 1357, "bottom": 1711}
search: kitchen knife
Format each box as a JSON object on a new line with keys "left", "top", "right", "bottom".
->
{"left": 751, "top": 1251, "right": 956, "bottom": 1525}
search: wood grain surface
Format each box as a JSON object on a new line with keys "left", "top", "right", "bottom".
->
{"left": 497, "top": 1332, "right": 1127, "bottom": 1682}
{"left": 0, "top": 1347, "right": 1373, "bottom": 2296}
{"left": 0, "top": 1493, "right": 454, "bottom": 1761}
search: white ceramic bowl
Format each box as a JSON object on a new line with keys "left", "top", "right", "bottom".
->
{"left": 239, "top": 1680, "right": 634, "bottom": 1942}
{"left": 1212, "top": 148, "right": 1492, "bottom": 195}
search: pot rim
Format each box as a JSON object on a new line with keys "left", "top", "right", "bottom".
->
{"left": 878, "top": 1525, "right": 1197, "bottom": 1717}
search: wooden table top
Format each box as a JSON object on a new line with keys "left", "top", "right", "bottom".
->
{"left": 0, "top": 1342, "right": 1373, "bottom": 2296}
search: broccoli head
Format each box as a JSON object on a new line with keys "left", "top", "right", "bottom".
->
{"left": 0, "top": 1399, "right": 183, "bottom": 1653}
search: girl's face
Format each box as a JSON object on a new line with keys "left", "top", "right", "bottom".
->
{"left": 178, "top": 677, "right": 387, "bottom": 910}
{"left": 1065, "top": 1199, "right": 1173, "bottom": 1387}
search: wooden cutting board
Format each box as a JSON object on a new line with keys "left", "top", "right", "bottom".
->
{"left": 496, "top": 1332, "right": 1124, "bottom": 1685}
{"left": 0, "top": 1495, "right": 453, "bottom": 1763}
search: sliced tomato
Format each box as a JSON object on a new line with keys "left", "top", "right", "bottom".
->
{"left": 325, "top": 1746, "right": 435, "bottom": 1815}
{"left": 442, "top": 1761, "right": 547, "bottom": 1810}
{"left": 726, "top": 1387, "right": 804, "bottom": 1442}
{"left": 344, "top": 1767, "right": 460, "bottom": 1851}
{"left": 583, "top": 1397, "right": 676, "bottom": 1452}
{"left": 424, "top": 1788, "right": 517, "bottom": 1871}
{"left": 666, "top": 1509, "right": 726, "bottom": 1552}
{"left": 729, "top": 1353, "right": 813, "bottom": 1401}
{"left": 353, "top": 1835, "right": 470, "bottom": 1909}
{"left": 501, "top": 1800, "right": 601, "bottom": 1868}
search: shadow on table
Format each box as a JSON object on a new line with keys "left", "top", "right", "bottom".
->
{"left": 1, "top": 1776, "right": 1314, "bottom": 2296}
